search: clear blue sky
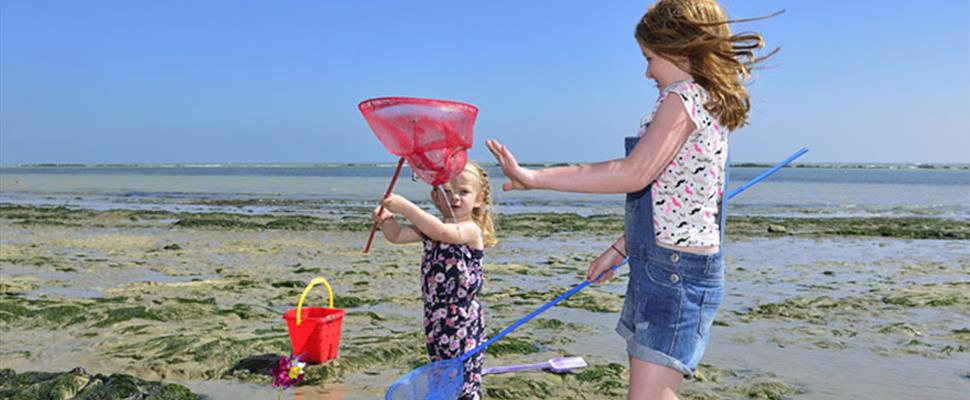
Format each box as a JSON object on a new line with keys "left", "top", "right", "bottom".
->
{"left": 2, "top": 1, "right": 968, "bottom": 164}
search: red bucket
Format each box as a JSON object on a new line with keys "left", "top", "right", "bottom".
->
{"left": 283, "top": 277, "right": 346, "bottom": 364}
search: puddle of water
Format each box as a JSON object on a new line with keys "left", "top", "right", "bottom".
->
{"left": 5, "top": 266, "right": 221, "bottom": 299}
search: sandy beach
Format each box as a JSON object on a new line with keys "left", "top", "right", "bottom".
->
{"left": 1, "top": 203, "right": 967, "bottom": 399}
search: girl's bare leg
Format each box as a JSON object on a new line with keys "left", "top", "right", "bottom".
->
{"left": 627, "top": 356, "right": 683, "bottom": 400}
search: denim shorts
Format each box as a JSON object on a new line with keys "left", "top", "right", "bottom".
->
{"left": 615, "top": 244, "right": 724, "bottom": 378}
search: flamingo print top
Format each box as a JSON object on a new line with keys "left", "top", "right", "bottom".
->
{"left": 639, "top": 80, "right": 728, "bottom": 248}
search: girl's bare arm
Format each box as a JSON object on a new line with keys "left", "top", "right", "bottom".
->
{"left": 382, "top": 194, "right": 482, "bottom": 246}
{"left": 397, "top": 201, "right": 482, "bottom": 245}
{"left": 379, "top": 218, "right": 424, "bottom": 244}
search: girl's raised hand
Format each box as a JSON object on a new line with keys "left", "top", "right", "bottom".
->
{"left": 486, "top": 139, "right": 537, "bottom": 191}
{"left": 371, "top": 205, "right": 393, "bottom": 223}
{"left": 381, "top": 193, "right": 411, "bottom": 214}
{"left": 586, "top": 245, "right": 624, "bottom": 284}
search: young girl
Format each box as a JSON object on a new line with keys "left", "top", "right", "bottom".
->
{"left": 486, "top": 1, "right": 775, "bottom": 398}
{"left": 371, "top": 161, "right": 497, "bottom": 400}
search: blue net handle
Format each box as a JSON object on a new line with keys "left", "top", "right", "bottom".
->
{"left": 458, "top": 146, "right": 808, "bottom": 362}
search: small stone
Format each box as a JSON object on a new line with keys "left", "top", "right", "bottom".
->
{"left": 767, "top": 224, "right": 788, "bottom": 234}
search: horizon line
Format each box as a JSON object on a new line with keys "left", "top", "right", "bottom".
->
{"left": 2, "top": 161, "right": 969, "bottom": 169}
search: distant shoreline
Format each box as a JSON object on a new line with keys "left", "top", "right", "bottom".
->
{"left": 2, "top": 162, "right": 968, "bottom": 170}
{"left": 2, "top": 203, "right": 967, "bottom": 240}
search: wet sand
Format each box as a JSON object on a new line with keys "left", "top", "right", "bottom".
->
{"left": 1, "top": 205, "right": 968, "bottom": 399}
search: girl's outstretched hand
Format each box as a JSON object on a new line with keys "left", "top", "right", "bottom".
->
{"left": 486, "top": 139, "right": 538, "bottom": 191}
{"left": 587, "top": 246, "right": 624, "bottom": 284}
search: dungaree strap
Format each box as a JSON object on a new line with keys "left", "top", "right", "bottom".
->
{"left": 719, "top": 149, "right": 730, "bottom": 243}
{"left": 624, "top": 135, "right": 659, "bottom": 259}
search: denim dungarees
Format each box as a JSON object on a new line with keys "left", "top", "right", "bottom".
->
{"left": 615, "top": 136, "right": 728, "bottom": 378}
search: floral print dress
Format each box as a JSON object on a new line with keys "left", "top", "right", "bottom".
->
{"left": 421, "top": 238, "right": 486, "bottom": 400}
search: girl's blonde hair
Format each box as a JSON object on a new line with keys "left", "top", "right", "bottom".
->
{"left": 463, "top": 162, "right": 498, "bottom": 248}
{"left": 635, "top": 0, "right": 780, "bottom": 131}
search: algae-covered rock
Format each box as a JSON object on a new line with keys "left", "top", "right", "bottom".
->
{"left": 743, "top": 377, "right": 801, "bottom": 400}
{"left": 767, "top": 224, "right": 788, "bottom": 234}
{"left": 0, "top": 367, "right": 200, "bottom": 399}
{"left": 0, "top": 277, "right": 38, "bottom": 295}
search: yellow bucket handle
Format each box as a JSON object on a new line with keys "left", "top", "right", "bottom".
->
{"left": 295, "top": 277, "right": 333, "bottom": 326}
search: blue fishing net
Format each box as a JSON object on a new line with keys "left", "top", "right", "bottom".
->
{"left": 385, "top": 358, "right": 464, "bottom": 400}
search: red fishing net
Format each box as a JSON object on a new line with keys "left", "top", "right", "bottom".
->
{"left": 359, "top": 97, "right": 478, "bottom": 186}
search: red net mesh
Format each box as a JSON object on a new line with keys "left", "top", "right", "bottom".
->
{"left": 359, "top": 97, "right": 478, "bottom": 186}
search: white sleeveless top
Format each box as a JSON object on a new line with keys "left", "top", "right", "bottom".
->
{"left": 639, "top": 80, "right": 728, "bottom": 248}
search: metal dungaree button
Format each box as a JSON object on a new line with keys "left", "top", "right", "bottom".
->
{"left": 670, "top": 253, "right": 680, "bottom": 263}
{"left": 670, "top": 273, "right": 680, "bottom": 283}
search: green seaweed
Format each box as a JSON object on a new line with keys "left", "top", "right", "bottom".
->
{"left": 37, "top": 305, "right": 87, "bottom": 326}
{"left": 0, "top": 300, "right": 30, "bottom": 323}
{"left": 174, "top": 217, "right": 263, "bottom": 230}
{"left": 575, "top": 363, "right": 626, "bottom": 383}
{"left": 0, "top": 367, "right": 200, "bottom": 399}
{"left": 743, "top": 377, "right": 801, "bottom": 400}
{"left": 264, "top": 216, "right": 324, "bottom": 230}
{"left": 5, "top": 204, "right": 964, "bottom": 238}
{"left": 484, "top": 377, "right": 554, "bottom": 399}
{"left": 560, "top": 291, "right": 622, "bottom": 313}
{"left": 880, "top": 282, "right": 970, "bottom": 308}
{"left": 346, "top": 311, "right": 385, "bottom": 321}
{"left": 93, "top": 306, "right": 164, "bottom": 327}
{"left": 484, "top": 336, "right": 538, "bottom": 356}
{"left": 332, "top": 295, "right": 370, "bottom": 309}
{"left": 271, "top": 280, "right": 304, "bottom": 289}
{"left": 575, "top": 363, "right": 628, "bottom": 396}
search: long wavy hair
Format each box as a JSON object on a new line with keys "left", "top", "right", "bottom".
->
{"left": 635, "top": 0, "right": 781, "bottom": 131}
{"left": 465, "top": 162, "right": 498, "bottom": 248}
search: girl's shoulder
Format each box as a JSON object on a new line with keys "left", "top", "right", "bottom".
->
{"left": 643, "top": 80, "right": 713, "bottom": 133}
{"left": 661, "top": 80, "right": 721, "bottom": 135}
{"left": 660, "top": 80, "right": 709, "bottom": 104}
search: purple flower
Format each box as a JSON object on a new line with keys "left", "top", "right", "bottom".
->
{"left": 270, "top": 353, "right": 306, "bottom": 396}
